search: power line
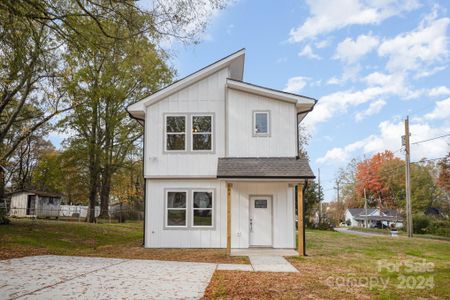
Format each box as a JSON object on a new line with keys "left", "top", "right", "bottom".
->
{"left": 411, "top": 134, "right": 450, "bottom": 145}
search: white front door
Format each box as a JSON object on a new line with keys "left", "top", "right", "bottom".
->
{"left": 249, "top": 196, "right": 272, "bottom": 247}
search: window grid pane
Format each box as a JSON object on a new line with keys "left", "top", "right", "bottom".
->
{"left": 166, "top": 116, "right": 186, "bottom": 133}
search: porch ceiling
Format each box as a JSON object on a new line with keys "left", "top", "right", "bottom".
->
{"left": 217, "top": 157, "right": 315, "bottom": 179}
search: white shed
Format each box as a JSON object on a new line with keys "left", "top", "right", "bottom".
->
{"left": 9, "top": 190, "right": 62, "bottom": 218}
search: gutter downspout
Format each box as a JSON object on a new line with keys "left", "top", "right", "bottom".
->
{"left": 127, "top": 111, "right": 146, "bottom": 246}
{"left": 296, "top": 105, "right": 315, "bottom": 159}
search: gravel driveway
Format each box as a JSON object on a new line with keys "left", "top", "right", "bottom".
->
{"left": 0, "top": 255, "right": 216, "bottom": 300}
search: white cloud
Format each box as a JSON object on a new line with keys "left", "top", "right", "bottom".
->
{"left": 298, "top": 44, "right": 321, "bottom": 59}
{"left": 378, "top": 15, "right": 450, "bottom": 72}
{"left": 425, "top": 98, "right": 450, "bottom": 120}
{"left": 327, "top": 65, "right": 361, "bottom": 85}
{"left": 414, "top": 65, "right": 446, "bottom": 78}
{"left": 355, "top": 99, "right": 386, "bottom": 122}
{"left": 428, "top": 86, "right": 450, "bottom": 97}
{"left": 305, "top": 71, "right": 418, "bottom": 130}
{"left": 283, "top": 76, "right": 309, "bottom": 93}
{"left": 316, "top": 39, "right": 331, "bottom": 49}
{"left": 334, "top": 34, "right": 379, "bottom": 64}
{"left": 317, "top": 119, "right": 450, "bottom": 165}
{"left": 289, "top": 0, "right": 420, "bottom": 43}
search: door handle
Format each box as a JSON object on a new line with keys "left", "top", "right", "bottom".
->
{"left": 249, "top": 218, "right": 253, "bottom": 232}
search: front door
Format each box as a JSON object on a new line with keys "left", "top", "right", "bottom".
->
{"left": 249, "top": 196, "right": 272, "bottom": 247}
{"left": 26, "top": 195, "right": 36, "bottom": 216}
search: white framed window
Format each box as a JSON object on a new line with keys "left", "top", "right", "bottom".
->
{"left": 192, "top": 190, "right": 214, "bottom": 227}
{"left": 166, "top": 190, "right": 188, "bottom": 227}
{"left": 253, "top": 111, "right": 270, "bottom": 136}
{"left": 191, "top": 115, "right": 213, "bottom": 151}
{"left": 165, "top": 115, "right": 187, "bottom": 151}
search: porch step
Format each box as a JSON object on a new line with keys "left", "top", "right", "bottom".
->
{"left": 249, "top": 256, "right": 298, "bottom": 272}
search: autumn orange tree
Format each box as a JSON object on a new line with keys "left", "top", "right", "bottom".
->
{"left": 355, "top": 151, "right": 403, "bottom": 208}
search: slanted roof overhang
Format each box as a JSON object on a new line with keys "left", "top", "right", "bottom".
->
{"left": 226, "top": 79, "right": 317, "bottom": 113}
{"left": 217, "top": 157, "right": 315, "bottom": 180}
{"left": 127, "top": 49, "right": 246, "bottom": 119}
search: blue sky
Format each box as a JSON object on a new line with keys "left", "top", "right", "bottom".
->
{"left": 50, "top": 0, "right": 450, "bottom": 201}
{"left": 169, "top": 0, "right": 450, "bottom": 201}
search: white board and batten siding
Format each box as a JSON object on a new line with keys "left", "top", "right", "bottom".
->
{"left": 146, "top": 180, "right": 296, "bottom": 249}
{"left": 144, "top": 68, "right": 228, "bottom": 178}
{"left": 227, "top": 88, "right": 297, "bottom": 157}
{"left": 145, "top": 180, "right": 227, "bottom": 248}
{"left": 231, "top": 182, "right": 296, "bottom": 249}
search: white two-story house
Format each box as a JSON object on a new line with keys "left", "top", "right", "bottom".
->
{"left": 127, "top": 49, "right": 316, "bottom": 254}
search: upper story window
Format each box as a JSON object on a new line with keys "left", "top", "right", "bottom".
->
{"left": 192, "top": 115, "right": 213, "bottom": 151}
{"left": 253, "top": 111, "right": 270, "bottom": 136}
{"left": 165, "top": 115, "right": 186, "bottom": 151}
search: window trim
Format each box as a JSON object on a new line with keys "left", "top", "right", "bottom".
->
{"left": 252, "top": 110, "right": 271, "bottom": 137}
{"left": 191, "top": 114, "right": 214, "bottom": 152}
{"left": 164, "top": 114, "right": 187, "bottom": 152}
{"left": 165, "top": 190, "right": 188, "bottom": 228}
{"left": 191, "top": 189, "right": 214, "bottom": 228}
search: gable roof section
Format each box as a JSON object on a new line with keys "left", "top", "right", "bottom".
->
{"left": 127, "top": 49, "right": 246, "bottom": 121}
{"left": 226, "top": 79, "right": 317, "bottom": 112}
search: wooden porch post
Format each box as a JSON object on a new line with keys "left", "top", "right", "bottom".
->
{"left": 226, "top": 183, "right": 232, "bottom": 255}
{"left": 297, "top": 183, "right": 304, "bottom": 256}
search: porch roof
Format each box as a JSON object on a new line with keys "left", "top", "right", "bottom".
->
{"left": 217, "top": 157, "right": 315, "bottom": 179}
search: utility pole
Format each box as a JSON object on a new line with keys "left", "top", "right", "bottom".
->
{"left": 364, "top": 188, "right": 368, "bottom": 228}
{"left": 336, "top": 179, "right": 340, "bottom": 203}
{"left": 403, "top": 116, "right": 413, "bottom": 238}
{"left": 318, "top": 168, "right": 321, "bottom": 223}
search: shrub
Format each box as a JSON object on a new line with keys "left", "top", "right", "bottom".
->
{"left": 412, "top": 215, "right": 430, "bottom": 234}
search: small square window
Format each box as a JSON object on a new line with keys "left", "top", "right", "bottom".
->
{"left": 255, "top": 199, "right": 267, "bottom": 208}
{"left": 253, "top": 112, "right": 269, "bottom": 136}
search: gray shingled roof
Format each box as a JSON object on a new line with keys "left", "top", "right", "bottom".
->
{"left": 347, "top": 208, "right": 403, "bottom": 221}
{"left": 217, "top": 157, "right": 315, "bottom": 179}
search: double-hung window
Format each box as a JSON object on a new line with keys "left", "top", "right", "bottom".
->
{"left": 192, "top": 191, "right": 213, "bottom": 227}
{"left": 165, "top": 189, "right": 214, "bottom": 228}
{"left": 166, "top": 191, "right": 187, "bottom": 227}
{"left": 192, "top": 115, "right": 213, "bottom": 151}
{"left": 253, "top": 111, "right": 270, "bottom": 136}
{"left": 165, "top": 115, "right": 186, "bottom": 151}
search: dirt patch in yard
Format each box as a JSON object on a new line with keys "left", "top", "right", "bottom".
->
{"left": 202, "top": 256, "right": 372, "bottom": 300}
{"left": 82, "top": 245, "right": 249, "bottom": 264}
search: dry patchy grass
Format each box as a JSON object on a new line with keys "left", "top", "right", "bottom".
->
{"left": 0, "top": 219, "right": 248, "bottom": 264}
{"left": 203, "top": 230, "right": 450, "bottom": 299}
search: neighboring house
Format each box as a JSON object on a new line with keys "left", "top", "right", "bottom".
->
{"left": 345, "top": 208, "right": 403, "bottom": 228}
{"left": 9, "top": 190, "right": 61, "bottom": 218}
{"left": 127, "top": 49, "right": 316, "bottom": 252}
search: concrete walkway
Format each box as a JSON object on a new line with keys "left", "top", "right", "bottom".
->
{"left": 0, "top": 255, "right": 216, "bottom": 300}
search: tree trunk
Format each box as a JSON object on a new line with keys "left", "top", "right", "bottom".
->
{"left": 87, "top": 102, "right": 100, "bottom": 223}
{"left": 98, "top": 166, "right": 111, "bottom": 218}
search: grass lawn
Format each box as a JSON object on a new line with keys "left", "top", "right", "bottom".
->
{"left": 204, "top": 230, "right": 450, "bottom": 300}
{"left": 0, "top": 218, "right": 248, "bottom": 264}
{"left": 347, "top": 226, "right": 450, "bottom": 241}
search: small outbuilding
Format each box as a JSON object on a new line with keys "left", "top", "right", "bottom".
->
{"left": 9, "top": 190, "right": 62, "bottom": 218}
